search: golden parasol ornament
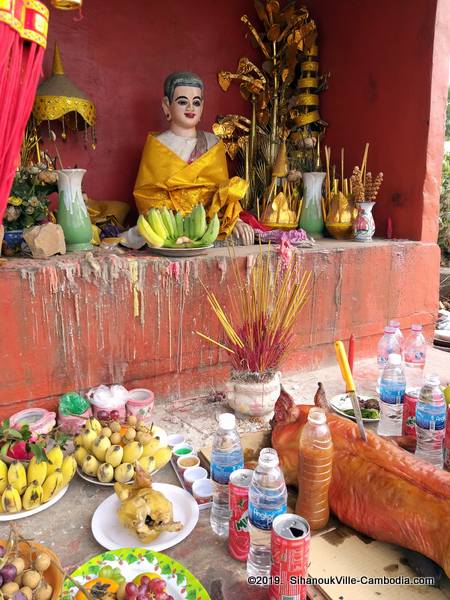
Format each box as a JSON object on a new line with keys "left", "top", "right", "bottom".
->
{"left": 51, "top": 0, "right": 82, "bottom": 9}
{"left": 33, "top": 43, "right": 96, "bottom": 148}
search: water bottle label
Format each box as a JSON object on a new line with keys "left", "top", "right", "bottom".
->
{"left": 248, "top": 502, "right": 287, "bottom": 530}
{"left": 211, "top": 460, "right": 244, "bottom": 485}
{"left": 405, "top": 350, "right": 425, "bottom": 364}
{"left": 380, "top": 386, "right": 405, "bottom": 405}
{"left": 416, "top": 408, "right": 446, "bottom": 431}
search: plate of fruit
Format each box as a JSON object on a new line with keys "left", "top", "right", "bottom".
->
{"left": 74, "top": 416, "right": 172, "bottom": 486}
{"left": 61, "top": 548, "right": 210, "bottom": 600}
{"left": 137, "top": 205, "right": 219, "bottom": 255}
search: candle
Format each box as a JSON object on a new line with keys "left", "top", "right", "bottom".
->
{"left": 348, "top": 334, "right": 355, "bottom": 374}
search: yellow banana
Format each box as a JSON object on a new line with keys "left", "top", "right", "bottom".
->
{"left": 42, "top": 469, "right": 63, "bottom": 503}
{"left": 147, "top": 208, "right": 168, "bottom": 239}
{"left": 22, "top": 480, "right": 43, "bottom": 511}
{"left": 0, "top": 459, "right": 8, "bottom": 494}
{"left": 97, "top": 463, "right": 114, "bottom": 483}
{"left": 154, "top": 447, "right": 172, "bottom": 470}
{"left": 122, "top": 441, "right": 143, "bottom": 463}
{"left": 80, "top": 429, "right": 97, "bottom": 451}
{"left": 46, "top": 446, "right": 64, "bottom": 475}
{"left": 92, "top": 435, "right": 111, "bottom": 462}
{"left": 74, "top": 446, "right": 88, "bottom": 467}
{"left": 138, "top": 455, "right": 156, "bottom": 474}
{"left": 137, "top": 215, "right": 164, "bottom": 248}
{"left": 142, "top": 438, "right": 161, "bottom": 457}
{"left": 85, "top": 417, "right": 102, "bottom": 434}
{"left": 1, "top": 485, "right": 22, "bottom": 513}
{"left": 104, "top": 445, "right": 123, "bottom": 468}
{"left": 27, "top": 456, "right": 47, "bottom": 486}
{"left": 61, "top": 455, "right": 77, "bottom": 486}
{"left": 73, "top": 433, "right": 83, "bottom": 446}
{"left": 8, "top": 461, "right": 27, "bottom": 495}
{"left": 82, "top": 455, "right": 99, "bottom": 477}
{"left": 114, "top": 463, "right": 134, "bottom": 483}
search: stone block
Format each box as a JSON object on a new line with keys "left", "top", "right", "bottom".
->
{"left": 23, "top": 223, "right": 66, "bottom": 259}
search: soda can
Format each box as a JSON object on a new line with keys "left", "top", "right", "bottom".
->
{"left": 402, "top": 387, "right": 420, "bottom": 437}
{"left": 269, "top": 514, "right": 310, "bottom": 600}
{"left": 228, "top": 468, "right": 253, "bottom": 561}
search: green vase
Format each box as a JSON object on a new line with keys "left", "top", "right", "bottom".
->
{"left": 57, "top": 168, "right": 93, "bottom": 252}
{"left": 299, "top": 171, "right": 326, "bottom": 236}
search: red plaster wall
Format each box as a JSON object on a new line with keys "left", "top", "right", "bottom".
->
{"left": 40, "top": 0, "right": 256, "bottom": 210}
{"left": 303, "top": 0, "right": 449, "bottom": 241}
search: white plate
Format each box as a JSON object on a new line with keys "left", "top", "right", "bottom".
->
{"left": 330, "top": 394, "right": 380, "bottom": 422}
{"left": 76, "top": 466, "right": 161, "bottom": 486}
{"left": 0, "top": 485, "right": 68, "bottom": 521}
{"left": 91, "top": 482, "right": 199, "bottom": 551}
{"left": 147, "top": 245, "right": 213, "bottom": 257}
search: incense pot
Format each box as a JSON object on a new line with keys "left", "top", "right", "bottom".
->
{"left": 353, "top": 201, "right": 375, "bottom": 242}
{"left": 56, "top": 168, "right": 93, "bottom": 251}
{"left": 299, "top": 171, "right": 325, "bottom": 236}
{"left": 225, "top": 371, "right": 281, "bottom": 420}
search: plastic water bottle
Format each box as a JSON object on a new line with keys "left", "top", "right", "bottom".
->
{"left": 415, "top": 375, "right": 446, "bottom": 468}
{"left": 247, "top": 448, "right": 287, "bottom": 578}
{"left": 389, "top": 319, "right": 404, "bottom": 353}
{"left": 376, "top": 326, "right": 401, "bottom": 392}
{"left": 210, "top": 413, "right": 244, "bottom": 537}
{"left": 404, "top": 324, "right": 427, "bottom": 388}
{"left": 377, "top": 353, "right": 406, "bottom": 436}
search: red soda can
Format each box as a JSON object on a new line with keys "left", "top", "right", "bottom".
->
{"left": 269, "top": 514, "right": 310, "bottom": 600}
{"left": 402, "top": 387, "right": 420, "bottom": 437}
{"left": 228, "top": 468, "right": 253, "bottom": 561}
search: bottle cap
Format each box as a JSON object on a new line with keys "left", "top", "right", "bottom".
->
{"left": 307, "top": 407, "right": 327, "bottom": 425}
{"left": 424, "top": 373, "right": 440, "bottom": 387}
{"left": 389, "top": 319, "right": 400, "bottom": 329}
{"left": 258, "top": 447, "right": 279, "bottom": 468}
{"left": 218, "top": 413, "right": 236, "bottom": 430}
{"left": 388, "top": 353, "right": 402, "bottom": 366}
{"left": 384, "top": 326, "right": 395, "bottom": 334}
{"left": 411, "top": 324, "right": 423, "bottom": 332}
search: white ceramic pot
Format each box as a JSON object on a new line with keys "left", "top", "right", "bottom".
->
{"left": 226, "top": 372, "right": 281, "bottom": 418}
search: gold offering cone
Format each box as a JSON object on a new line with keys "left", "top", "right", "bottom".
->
{"left": 325, "top": 191, "right": 356, "bottom": 239}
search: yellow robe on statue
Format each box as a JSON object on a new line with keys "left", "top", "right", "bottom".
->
{"left": 133, "top": 134, "right": 247, "bottom": 238}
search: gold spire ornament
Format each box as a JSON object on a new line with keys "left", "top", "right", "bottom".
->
{"left": 51, "top": 0, "right": 82, "bottom": 9}
{"left": 33, "top": 43, "right": 96, "bottom": 148}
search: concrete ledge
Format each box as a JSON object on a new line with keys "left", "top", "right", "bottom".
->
{"left": 0, "top": 239, "right": 440, "bottom": 415}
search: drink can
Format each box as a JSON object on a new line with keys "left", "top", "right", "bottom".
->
{"left": 269, "top": 514, "right": 310, "bottom": 600}
{"left": 402, "top": 387, "right": 420, "bottom": 437}
{"left": 228, "top": 468, "right": 253, "bottom": 561}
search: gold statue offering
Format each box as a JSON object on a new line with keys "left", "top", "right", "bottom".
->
{"left": 133, "top": 72, "right": 248, "bottom": 238}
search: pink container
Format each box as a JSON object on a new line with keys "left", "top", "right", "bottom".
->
{"left": 87, "top": 385, "right": 128, "bottom": 422}
{"left": 10, "top": 409, "right": 56, "bottom": 435}
{"left": 126, "top": 388, "right": 154, "bottom": 424}
{"left": 58, "top": 407, "right": 92, "bottom": 434}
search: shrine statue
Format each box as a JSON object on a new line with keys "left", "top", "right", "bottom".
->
{"left": 133, "top": 71, "right": 249, "bottom": 239}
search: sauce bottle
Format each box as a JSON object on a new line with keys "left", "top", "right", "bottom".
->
{"left": 295, "top": 407, "right": 333, "bottom": 530}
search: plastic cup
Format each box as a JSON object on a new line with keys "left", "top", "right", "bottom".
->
{"left": 183, "top": 466, "right": 207, "bottom": 492}
{"left": 176, "top": 454, "right": 200, "bottom": 476}
{"left": 167, "top": 433, "right": 186, "bottom": 448}
{"left": 192, "top": 478, "right": 213, "bottom": 505}
{"left": 172, "top": 443, "right": 195, "bottom": 458}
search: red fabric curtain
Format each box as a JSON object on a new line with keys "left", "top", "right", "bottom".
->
{"left": 0, "top": 0, "right": 49, "bottom": 223}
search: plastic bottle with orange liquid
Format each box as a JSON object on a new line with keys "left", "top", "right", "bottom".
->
{"left": 295, "top": 407, "right": 333, "bottom": 530}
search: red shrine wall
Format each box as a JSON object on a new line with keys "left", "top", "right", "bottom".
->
{"left": 41, "top": 0, "right": 449, "bottom": 242}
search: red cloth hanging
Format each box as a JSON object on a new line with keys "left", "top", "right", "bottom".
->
{"left": 0, "top": 0, "right": 49, "bottom": 223}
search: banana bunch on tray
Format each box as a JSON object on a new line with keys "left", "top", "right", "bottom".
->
{"left": 137, "top": 205, "right": 220, "bottom": 249}
{"left": 0, "top": 447, "right": 76, "bottom": 513}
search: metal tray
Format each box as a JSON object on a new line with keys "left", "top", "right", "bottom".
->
{"left": 170, "top": 457, "right": 212, "bottom": 511}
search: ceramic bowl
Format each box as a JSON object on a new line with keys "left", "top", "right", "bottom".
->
{"left": 167, "top": 433, "right": 186, "bottom": 448}
{"left": 192, "top": 478, "right": 213, "bottom": 505}
{"left": 176, "top": 454, "right": 200, "bottom": 475}
{"left": 183, "top": 466, "right": 207, "bottom": 492}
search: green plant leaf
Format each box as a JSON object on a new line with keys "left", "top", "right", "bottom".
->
{"left": 88, "top": 564, "right": 100, "bottom": 575}
{"left": 102, "top": 553, "right": 116, "bottom": 561}
{"left": 160, "top": 563, "right": 172, "bottom": 575}
{"left": 186, "top": 589, "right": 197, "bottom": 600}
{"left": 176, "top": 572, "right": 185, "bottom": 586}
{"left": 126, "top": 553, "right": 139, "bottom": 564}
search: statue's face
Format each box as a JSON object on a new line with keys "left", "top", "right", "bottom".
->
{"left": 165, "top": 86, "right": 204, "bottom": 131}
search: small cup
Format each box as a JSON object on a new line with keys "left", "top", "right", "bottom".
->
{"left": 183, "top": 466, "right": 207, "bottom": 492}
{"left": 192, "top": 478, "right": 213, "bottom": 505}
{"left": 172, "top": 443, "right": 195, "bottom": 458}
{"left": 176, "top": 454, "right": 200, "bottom": 475}
{"left": 167, "top": 433, "right": 186, "bottom": 448}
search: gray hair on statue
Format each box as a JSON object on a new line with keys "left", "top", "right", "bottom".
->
{"left": 163, "top": 71, "right": 204, "bottom": 103}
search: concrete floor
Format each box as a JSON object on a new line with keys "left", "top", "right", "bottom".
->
{"left": 1, "top": 347, "right": 449, "bottom": 599}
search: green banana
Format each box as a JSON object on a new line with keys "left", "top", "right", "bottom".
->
{"left": 137, "top": 215, "right": 165, "bottom": 248}
{"left": 160, "top": 207, "right": 176, "bottom": 238}
{"left": 147, "top": 209, "right": 168, "bottom": 239}
{"left": 183, "top": 212, "right": 192, "bottom": 239}
{"left": 175, "top": 212, "right": 184, "bottom": 238}
{"left": 22, "top": 480, "right": 43, "bottom": 510}
{"left": 196, "top": 213, "right": 220, "bottom": 246}
{"left": 192, "top": 204, "right": 207, "bottom": 240}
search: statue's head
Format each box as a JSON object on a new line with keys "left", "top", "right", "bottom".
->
{"left": 162, "top": 71, "right": 204, "bottom": 132}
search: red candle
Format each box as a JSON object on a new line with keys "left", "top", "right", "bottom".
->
{"left": 387, "top": 217, "right": 393, "bottom": 239}
{"left": 348, "top": 334, "right": 355, "bottom": 374}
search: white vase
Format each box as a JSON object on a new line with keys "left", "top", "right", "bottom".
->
{"left": 57, "top": 168, "right": 93, "bottom": 252}
{"left": 299, "top": 171, "right": 326, "bottom": 235}
{"left": 353, "top": 201, "right": 376, "bottom": 242}
{"left": 226, "top": 372, "right": 281, "bottom": 419}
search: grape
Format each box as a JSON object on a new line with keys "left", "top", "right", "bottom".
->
{"left": 113, "top": 567, "right": 122, "bottom": 579}
{"left": 148, "top": 579, "right": 165, "bottom": 594}
{"left": 97, "top": 410, "right": 110, "bottom": 421}
{"left": 116, "top": 575, "right": 126, "bottom": 585}
{"left": 140, "top": 576, "right": 150, "bottom": 587}
{"left": 99, "top": 565, "right": 114, "bottom": 579}
{"left": 0, "top": 546, "right": 5, "bottom": 558}
{"left": 110, "top": 410, "right": 120, "bottom": 421}
{"left": 156, "top": 594, "right": 173, "bottom": 600}
{"left": 136, "top": 594, "right": 148, "bottom": 600}
{"left": 0, "top": 563, "right": 17, "bottom": 583}
{"left": 137, "top": 584, "right": 147, "bottom": 595}
{"left": 125, "top": 582, "right": 138, "bottom": 598}
{"left": 0, "top": 574, "right": 3, "bottom": 587}
{"left": 12, "top": 593, "right": 27, "bottom": 600}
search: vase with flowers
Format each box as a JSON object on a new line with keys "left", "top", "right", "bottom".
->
{"left": 3, "top": 163, "right": 58, "bottom": 254}
{"left": 197, "top": 247, "right": 311, "bottom": 419}
{"left": 350, "top": 164, "right": 383, "bottom": 242}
